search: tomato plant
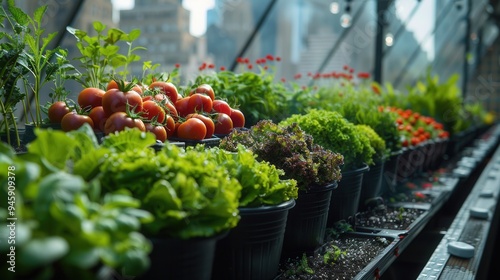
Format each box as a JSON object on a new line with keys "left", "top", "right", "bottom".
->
{"left": 142, "top": 100, "right": 166, "bottom": 124}
{"left": 187, "top": 113, "right": 215, "bottom": 139}
{"left": 230, "top": 108, "right": 245, "bottom": 128}
{"left": 77, "top": 87, "right": 105, "bottom": 110}
{"left": 102, "top": 82, "right": 143, "bottom": 117}
{"left": 187, "top": 93, "right": 213, "bottom": 113}
{"left": 48, "top": 101, "right": 70, "bottom": 123}
{"left": 177, "top": 118, "right": 207, "bottom": 140}
{"left": 212, "top": 100, "right": 232, "bottom": 116}
{"left": 145, "top": 123, "right": 167, "bottom": 142}
{"left": 104, "top": 111, "right": 146, "bottom": 135}
{"left": 61, "top": 111, "right": 94, "bottom": 132}
{"left": 88, "top": 106, "right": 107, "bottom": 132}
{"left": 191, "top": 83, "right": 215, "bottom": 101}
{"left": 149, "top": 81, "right": 179, "bottom": 104}
{"left": 214, "top": 113, "right": 233, "bottom": 135}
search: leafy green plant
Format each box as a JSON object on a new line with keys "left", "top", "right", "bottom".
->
{"left": 285, "top": 253, "right": 314, "bottom": 276}
{"left": 0, "top": 0, "right": 29, "bottom": 147}
{"left": 67, "top": 21, "right": 145, "bottom": 88}
{"left": 326, "top": 220, "right": 354, "bottom": 239}
{"left": 323, "top": 245, "right": 347, "bottom": 265}
{"left": 0, "top": 142, "right": 152, "bottom": 279}
{"left": 281, "top": 109, "right": 374, "bottom": 170}
{"left": 355, "top": 124, "right": 388, "bottom": 164}
{"left": 210, "top": 145, "right": 298, "bottom": 207}
{"left": 220, "top": 120, "right": 344, "bottom": 191}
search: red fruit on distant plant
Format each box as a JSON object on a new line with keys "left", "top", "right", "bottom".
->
{"left": 48, "top": 101, "right": 70, "bottom": 123}
{"left": 78, "top": 87, "right": 105, "bottom": 110}
{"left": 61, "top": 112, "right": 94, "bottom": 132}
{"left": 229, "top": 109, "right": 245, "bottom": 128}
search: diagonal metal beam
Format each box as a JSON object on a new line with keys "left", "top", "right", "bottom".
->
{"left": 229, "top": 0, "right": 278, "bottom": 71}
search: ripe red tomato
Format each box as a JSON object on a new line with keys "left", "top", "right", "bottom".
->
{"left": 78, "top": 87, "right": 105, "bottom": 110}
{"left": 187, "top": 93, "right": 213, "bottom": 113}
{"left": 107, "top": 80, "right": 143, "bottom": 95}
{"left": 88, "top": 106, "right": 107, "bottom": 132}
{"left": 102, "top": 88, "right": 143, "bottom": 117}
{"left": 61, "top": 112, "right": 94, "bottom": 132}
{"left": 48, "top": 101, "right": 70, "bottom": 123}
{"left": 177, "top": 118, "right": 207, "bottom": 140}
{"left": 142, "top": 100, "right": 166, "bottom": 124}
{"left": 145, "top": 123, "right": 167, "bottom": 142}
{"left": 149, "top": 81, "right": 179, "bottom": 104}
{"left": 230, "top": 108, "right": 245, "bottom": 128}
{"left": 104, "top": 112, "right": 146, "bottom": 135}
{"left": 212, "top": 100, "right": 232, "bottom": 115}
{"left": 187, "top": 113, "right": 215, "bottom": 139}
{"left": 164, "top": 100, "right": 179, "bottom": 121}
{"left": 214, "top": 113, "right": 233, "bottom": 135}
{"left": 164, "top": 115, "right": 176, "bottom": 138}
{"left": 191, "top": 84, "right": 215, "bottom": 101}
{"left": 175, "top": 97, "right": 191, "bottom": 118}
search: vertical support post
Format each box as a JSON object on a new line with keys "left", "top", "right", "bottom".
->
{"left": 462, "top": 0, "right": 472, "bottom": 100}
{"left": 374, "top": 0, "right": 390, "bottom": 84}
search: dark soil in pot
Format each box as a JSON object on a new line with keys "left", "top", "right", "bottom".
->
{"left": 355, "top": 205, "right": 426, "bottom": 230}
{"left": 276, "top": 235, "right": 391, "bottom": 279}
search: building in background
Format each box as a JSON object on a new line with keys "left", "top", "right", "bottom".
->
{"left": 119, "top": 0, "right": 206, "bottom": 83}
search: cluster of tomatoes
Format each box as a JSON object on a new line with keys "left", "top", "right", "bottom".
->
{"left": 47, "top": 80, "right": 245, "bottom": 142}
{"left": 382, "top": 107, "right": 449, "bottom": 147}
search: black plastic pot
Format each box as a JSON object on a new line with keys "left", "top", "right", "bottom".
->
{"left": 327, "top": 164, "right": 369, "bottom": 227}
{"left": 141, "top": 232, "right": 226, "bottom": 280}
{"left": 358, "top": 160, "right": 385, "bottom": 211}
{"left": 281, "top": 183, "right": 337, "bottom": 259}
{"left": 212, "top": 199, "right": 295, "bottom": 280}
{"left": 380, "top": 149, "right": 403, "bottom": 196}
{"left": 23, "top": 123, "right": 62, "bottom": 145}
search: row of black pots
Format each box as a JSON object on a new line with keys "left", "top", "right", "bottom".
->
{"left": 138, "top": 166, "right": 372, "bottom": 280}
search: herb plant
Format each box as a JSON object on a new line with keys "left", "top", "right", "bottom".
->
{"left": 281, "top": 109, "right": 374, "bottom": 170}
{"left": 220, "top": 120, "right": 344, "bottom": 191}
{"left": 67, "top": 22, "right": 145, "bottom": 88}
{"left": 0, "top": 0, "right": 29, "bottom": 146}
